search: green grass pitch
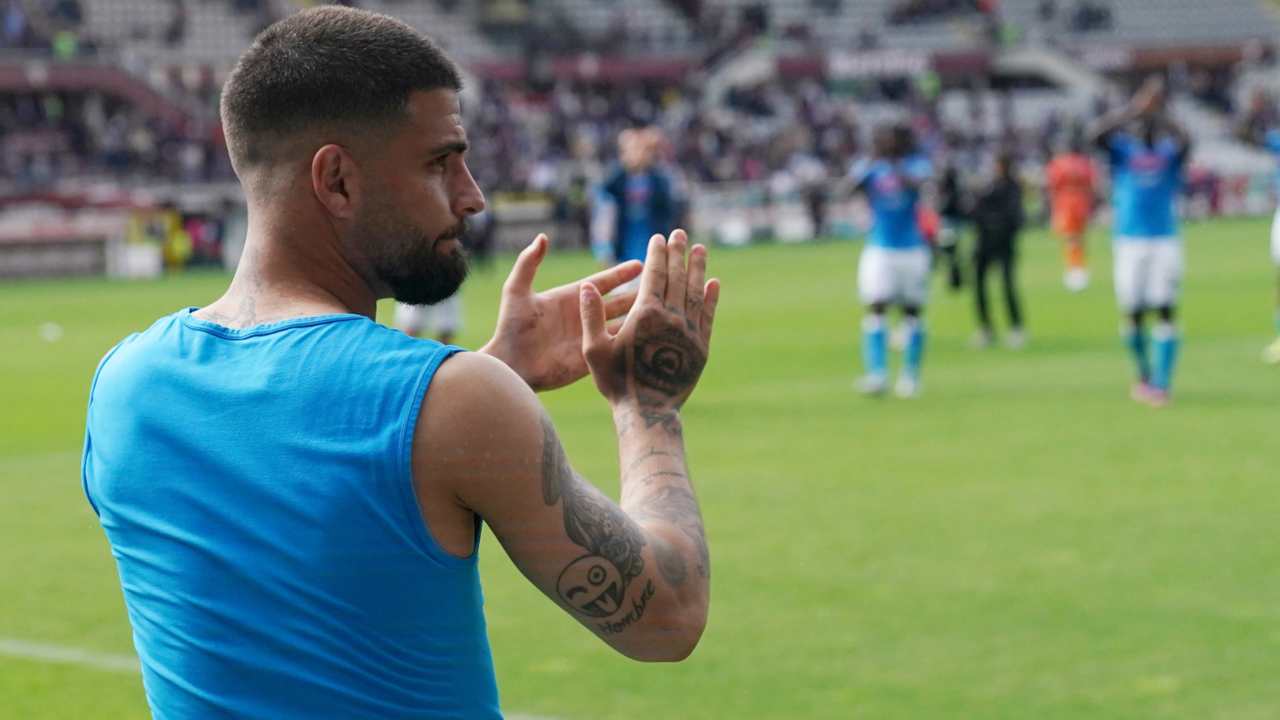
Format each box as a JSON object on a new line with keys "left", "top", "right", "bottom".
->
{"left": 2, "top": 218, "right": 1278, "bottom": 719}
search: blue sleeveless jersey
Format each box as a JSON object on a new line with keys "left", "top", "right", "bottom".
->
{"left": 1107, "top": 133, "right": 1186, "bottom": 240}
{"left": 83, "top": 309, "right": 501, "bottom": 719}
{"left": 1266, "top": 128, "right": 1280, "bottom": 195}
{"left": 850, "top": 156, "right": 931, "bottom": 250}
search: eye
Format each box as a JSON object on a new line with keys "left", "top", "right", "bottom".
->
{"left": 428, "top": 155, "right": 449, "bottom": 172}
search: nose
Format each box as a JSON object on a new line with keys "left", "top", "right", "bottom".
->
{"left": 452, "top": 161, "right": 486, "bottom": 218}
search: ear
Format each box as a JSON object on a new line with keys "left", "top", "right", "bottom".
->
{"left": 311, "top": 144, "right": 361, "bottom": 220}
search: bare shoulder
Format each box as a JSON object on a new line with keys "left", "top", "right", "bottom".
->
{"left": 413, "top": 351, "right": 545, "bottom": 504}
{"left": 425, "top": 351, "right": 536, "bottom": 418}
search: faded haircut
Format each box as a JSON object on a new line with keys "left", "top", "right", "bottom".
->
{"left": 220, "top": 6, "right": 461, "bottom": 173}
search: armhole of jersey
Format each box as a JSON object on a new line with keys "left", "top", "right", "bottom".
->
{"left": 1107, "top": 134, "right": 1128, "bottom": 166}
{"left": 397, "top": 343, "right": 474, "bottom": 568}
{"left": 82, "top": 342, "right": 127, "bottom": 517}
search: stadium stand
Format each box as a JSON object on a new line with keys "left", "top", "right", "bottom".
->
{"left": 4, "top": 0, "right": 1280, "bottom": 276}
{"left": 538, "top": 0, "right": 696, "bottom": 53}
{"left": 1001, "top": 0, "right": 1277, "bottom": 46}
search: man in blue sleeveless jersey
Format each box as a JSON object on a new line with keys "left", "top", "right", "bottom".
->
{"left": 82, "top": 8, "right": 717, "bottom": 718}
{"left": 599, "top": 127, "right": 677, "bottom": 265}
{"left": 1091, "top": 77, "right": 1192, "bottom": 408}
{"left": 850, "top": 123, "right": 933, "bottom": 398}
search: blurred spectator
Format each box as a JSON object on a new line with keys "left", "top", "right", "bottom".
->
{"left": 1069, "top": 0, "right": 1112, "bottom": 33}
{"left": 889, "top": 0, "right": 983, "bottom": 25}
{"left": 164, "top": 0, "right": 188, "bottom": 46}
{"left": 598, "top": 128, "right": 677, "bottom": 263}
{"left": 1038, "top": 0, "right": 1057, "bottom": 23}
{"left": 2, "top": 0, "right": 28, "bottom": 47}
{"left": 0, "top": 89, "right": 232, "bottom": 191}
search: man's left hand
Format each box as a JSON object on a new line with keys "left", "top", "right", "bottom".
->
{"left": 481, "top": 234, "right": 641, "bottom": 392}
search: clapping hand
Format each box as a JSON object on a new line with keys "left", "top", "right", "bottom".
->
{"left": 481, "top": 234, "right": 642, "bottom": 392}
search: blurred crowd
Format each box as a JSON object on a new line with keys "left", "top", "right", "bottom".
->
{"left": 2, "top": 0, "right": 1277, "bottom": 217}
{"left": 0, "top": 89, "right": 230, "bottom": 189}
{"left": 467, "top": 78, "right": 865, "bottom": 194}
{"left": 6, "top": 65, "right": 1277, "bottom": 205}
{"left": 0, "top": 0, "right": 365, "bottom": 56}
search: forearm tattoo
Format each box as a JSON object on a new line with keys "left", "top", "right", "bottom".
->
{"left": 639, "top": 408, "right": 683, "bottom": 438}
{"left": 542, "top": 417, "right": 651, "bottom": 629}
{"left": 634, "top": 485, "right": 709, "bottom": 582}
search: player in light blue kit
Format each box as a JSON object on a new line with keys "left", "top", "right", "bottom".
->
{"left": 1091, "top": 77, "right": 1192, "bottom": 407}
{"left": 851, "top": 124, "right": 933, "bottom": 398}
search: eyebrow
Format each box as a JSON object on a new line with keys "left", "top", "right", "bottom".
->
{"left": 425, "top": 141, "right": 469, "bottom": 159}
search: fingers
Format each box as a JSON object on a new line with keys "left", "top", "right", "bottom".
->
{"left": 504, "top": 234, "right": 548, "bottom": 297}
{"left": 635, "top": 233, "right": 668, "bottom": 306}
{"left": 702, "top": 278, "right": 720, "bottom": 340}
{"left": 579, "top": 283, "right": 608, "bottom": 361}
{"left": 603, "top": 288, "right": 638, "bottom": 320}
{"left": 686, "top": 243, "right": 707, "bottom": 317}
{"left": 665, "top": 229, "right": 689, "bottom": 309}
{"left": 583, "top": 259, "right": 643, "bottom": 297}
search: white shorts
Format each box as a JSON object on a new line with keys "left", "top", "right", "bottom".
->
{"left": 857, "top": 245, "right": 931, "bottom": 307}
{"left": 1270, "top": 207, "right": 1280, "bottom": 265}
{"left": 1113, "top": 237, "right": 1183, "bottom": 312}
{"left": 395, "top": 296, "right": 462, "bottom": 336}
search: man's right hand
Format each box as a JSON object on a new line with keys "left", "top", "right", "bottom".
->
{"left": 578, "top": 229, "right": 720, "bottom": 413}
{"left": 1132, "top": 76, "right": 1166, "bottom": 118}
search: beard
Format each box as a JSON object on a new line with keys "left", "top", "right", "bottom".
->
{"left": 364, "top": 211, "right": 470, "bottom": 306}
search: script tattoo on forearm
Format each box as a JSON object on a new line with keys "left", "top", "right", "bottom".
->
{"left": 542, "top": 417, "right": 649, "bottom": 622}
{"left": 633, "top": 315, "right": 706, "bottom": 407}
{"left": 634, "top": 485, "right": 710, "bottom": 581}
{"left": 626, "top": 448, "right": 677, "bottom": 473}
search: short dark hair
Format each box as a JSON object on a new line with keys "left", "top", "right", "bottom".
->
{"left": 220, "top": 6, "right": 462, "bottom": 171}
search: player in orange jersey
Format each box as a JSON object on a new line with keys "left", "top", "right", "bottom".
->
{"left": 1046, "top": 131, "right": 1098, "bottom": 292}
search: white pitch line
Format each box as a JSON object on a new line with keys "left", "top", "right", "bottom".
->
{"left": 0, "top": 637, "right": 140, "bottom": 673}
{"left": 0, "top": 636, "right": 560, "bottom": 719}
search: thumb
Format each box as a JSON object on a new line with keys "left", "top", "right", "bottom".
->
{"left": 579, "top": 282, "right": 608, "bottom": 359}
{"left": 504, "top": 234, "right": 548, "bottom": 296}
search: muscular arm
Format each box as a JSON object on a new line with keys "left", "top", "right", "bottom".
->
{"left": 414, "top": 354, "right": 707, "bottom": 661}
{"left": 1090, "top": 77, "right": 1165, "bottom": 150}
{"left": 1089, "top": 104, "right": 1140, "bottom": 152}
{"left": 415, "top": 231, "right": 717, "bottom": 662}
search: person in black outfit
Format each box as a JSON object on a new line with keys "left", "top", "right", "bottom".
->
{"left": 971, "top": 151, "right": 1026, "bottom": 348}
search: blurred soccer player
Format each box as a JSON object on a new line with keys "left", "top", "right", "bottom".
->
{"left": 970, "top": 151, "right": 1027, "bottom": 348}
{"left": 395, "top": 295, "right": 461, "bottom": 344}
{"left": 851, "top": 123, "right": 933, "bottom": 398}
{"left": 1236, "top": 97, "right": 1280, "bottom": 363}
{"left": 599, "top": 127, "right": 677, "bottom": 264}
{"left": 1266, "top": 130, "right": 1280, "bottom": 364}
{"left": 82, "top": 8, "right": 717, "bottom": 718}
{"left": 1046, "top": 128, "right": 1097, "bottom": 291}
{"left": 1090, "top": 77, "right": 1192, "bottom": 407}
